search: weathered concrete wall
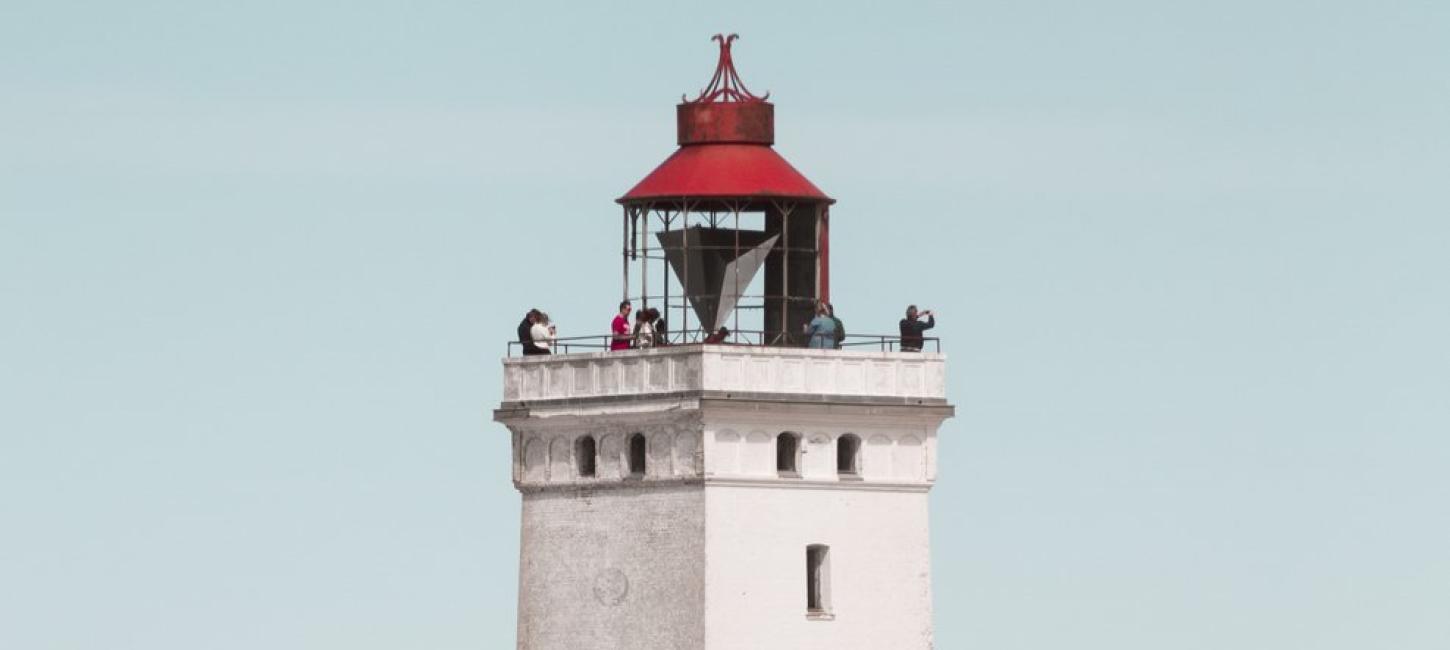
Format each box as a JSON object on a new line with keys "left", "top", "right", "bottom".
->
{"left": 517, "top": 485, "right": 705, "bottom": 650}
{"left": 516, "top": 424, "right": 702, "bottom": 488}
{"left": 702, "top": 486, "right": 934, "bottom": 650}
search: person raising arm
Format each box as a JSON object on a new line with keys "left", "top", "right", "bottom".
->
{"left": 898, "top": 305, "right": 935, "bottom": 352}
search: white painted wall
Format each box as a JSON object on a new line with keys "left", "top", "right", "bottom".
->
{"left": 702, "top": 424, "right": 936, "bottom": 485}
{"left": 702, "top": 486, "right": 934, "bottom": 650}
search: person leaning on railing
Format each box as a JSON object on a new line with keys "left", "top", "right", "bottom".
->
{"left": 804, "top": 303, "right": 838, "bottom": 349}
{"left": 653, "top": 312, "right": 669, "bottom": 346}
{"left": 518, "top": 308, "right": 548, "bottom": 355}
{"left": 530, "top": 312, "right": 556, "bottom": 355}
{"left": 633, "top": 309, "right": 655, "bottom": 348}
{"left": 899, "top": 304, "right": 935, "bottom": 352}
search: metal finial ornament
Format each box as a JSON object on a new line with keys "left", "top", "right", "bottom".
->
{"left": 682, "top": 33, "right": 770, "bottom": 104}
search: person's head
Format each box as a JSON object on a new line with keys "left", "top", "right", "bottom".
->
{"left": 816, "top": 303, "right": 830, "bottom": 316}
{"left": 906, "top": 304, "right": 918, "bottom": 320}
{"left": 825, "top": 301, "right": 835, "bottom": 316}
{"left": 527, "top": 308, "right": 542, "bottom": 323}
{"left": 538, "top": 312, "right": 550, "bottom": 326}
{"left": 647, "top": 307, "right": 660, "bottom": 321}
{"left": 618, "top": 300, "right": 632, "bottom": 316}
{"left": 718, "top": 326, "right": 729, "bottom": 336}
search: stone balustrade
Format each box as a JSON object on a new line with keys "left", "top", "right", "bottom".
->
{"left": 501, "top": 345, "right": 947, "bottom": 404}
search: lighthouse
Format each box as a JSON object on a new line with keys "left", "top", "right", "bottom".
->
{"left": 493, "top": 35, "right": 953, "bottom": 650}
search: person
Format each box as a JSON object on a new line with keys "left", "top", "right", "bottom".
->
{"left": 518, "top": 309, "right": 546, "bottom": 355}
{"left": 826, "top": 302, "right": 845, "bottom": 349}
{"left": 804, "top": 303, "right": 837, "bottom": 349}
{"left": 651, "top": 310, "right": 668, "bottom": 346}
{"left": 530, "top": 312, "right": 556, "bottom": 355}
{"left": 610, "top": 301, "right": 632, "bottom": 351}
{"left": 704, "top": 326, "right": 729, "bottom": 344}
{"left": 899, "top": 305, "right": 935, "bottom": 352}
{"left": 633, "top": 309, "right": 655, "bottom": 348}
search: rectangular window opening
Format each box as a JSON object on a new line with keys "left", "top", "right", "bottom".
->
{"left": 777, "top": 432, "right": 801, "bottom": 477}
{"left": 837, "top": 435, "right": 861, "bottom": 477}
{"left": 806, "top": 544, "right": 832, "bottom": 619}
{"left": 627, "top": 433, "right": 647, "bottom": 478}
{"left": 577, "top": 437, "right": 597, "bottom": 478}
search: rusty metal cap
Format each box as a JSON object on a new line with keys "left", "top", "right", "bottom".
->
{"left": 677, "top": 102, "right": 773, "bottom": 145}
{"left": 677, "top": 34, "right": 774, "bottom": 146}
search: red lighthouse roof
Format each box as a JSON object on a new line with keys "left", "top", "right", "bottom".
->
{"left": 620, "top": 143, "right": 830, "bottom": 203}
{"left": 618, "top": 35, "right": 833, "bottom": 206}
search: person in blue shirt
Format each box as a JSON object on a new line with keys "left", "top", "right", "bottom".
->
{"left": 804, "top": 303, "right": 838, "bottom": 349}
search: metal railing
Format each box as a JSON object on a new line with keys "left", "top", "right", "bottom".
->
{"left": 507, "top": 329, "right": 940, "bottom": 357}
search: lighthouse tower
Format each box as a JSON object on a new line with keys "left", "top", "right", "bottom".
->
{"left": 494, "top": 35, "right": 953, "bottom": 650}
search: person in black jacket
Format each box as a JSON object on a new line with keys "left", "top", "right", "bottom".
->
{"left": 826, "top": 302, "right": 845, "bottom": 349}
{"left": 899, "top": 305, "right": 935, "bottom": 352}
{"left": 518, "top": 309, "right": 546, "bottom": 355}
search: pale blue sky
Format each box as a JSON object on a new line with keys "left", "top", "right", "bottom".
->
{"left": 3, "top": 1, "right": 1448, "bottom": 649}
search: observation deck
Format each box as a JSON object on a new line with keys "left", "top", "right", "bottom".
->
{"left": 500, "top": 344, "right": 947, "bottom": 408}
{"left": 496, "top": 344, "right": 952, "bottom": 493}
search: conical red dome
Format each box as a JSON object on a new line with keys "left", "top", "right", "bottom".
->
{"left": 618, "top": 34, "right": 833, "bottom": 206}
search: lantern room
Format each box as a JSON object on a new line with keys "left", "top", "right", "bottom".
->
{"left": 618, "top": 34, "right": 834, "bottom": 346}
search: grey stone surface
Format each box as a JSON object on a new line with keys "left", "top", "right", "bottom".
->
{"left": 517, "top": 485, "right": 705, "bottom": 650}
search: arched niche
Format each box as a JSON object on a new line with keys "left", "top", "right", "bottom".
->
{"left": 894, "top": 435, "right": 924, "bottom": 480}
{"left": 804, "top": 433, "right": 833, "bottom": 478}
{"left": 864, "top": 434, "right": 893, "bottom": 480}
{"left": 649, "top": 431, "right": 673, "bottom": 477}
{"left": 523, "top": 437, "right": 547, "bottom": 482}
{"left": 744, "top": 431, "right": 773, "bottom": 477}
{"left": 712, "top": 430, "right": 741, "bottom": 475}
{"left": 549, "top": 437, "right": 570, "bottom": 481}
{"left": 674, "top": 431, "right": 699, "bottom": 477}
{"left": 598, "top": 434, "right": 622, "bottom": 479}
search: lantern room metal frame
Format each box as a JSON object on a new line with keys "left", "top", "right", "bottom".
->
{"left": 616, "top": 34, "right": 835, "bottom": 346}
{"left": 619, "top": 200, "right": 830, "bottom": 346}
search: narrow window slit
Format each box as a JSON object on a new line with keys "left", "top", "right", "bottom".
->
{"left": 628, "top": 433, "right": 647, "bottom": 477}
{"left": 837, "top": 434, "right": 861, "bottom": 477}
{"left": 806, "top": 544, "right": 832, "bottom": 618}
{"left": 777, "top": 432, "right": 801, "bottom": 477}
{"left": 576, "top": 435, "right": 597, "bottom": 478}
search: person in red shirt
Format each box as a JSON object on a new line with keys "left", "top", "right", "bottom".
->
{"left": 610, "top": 301, "right": 633, "bottom": 351}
